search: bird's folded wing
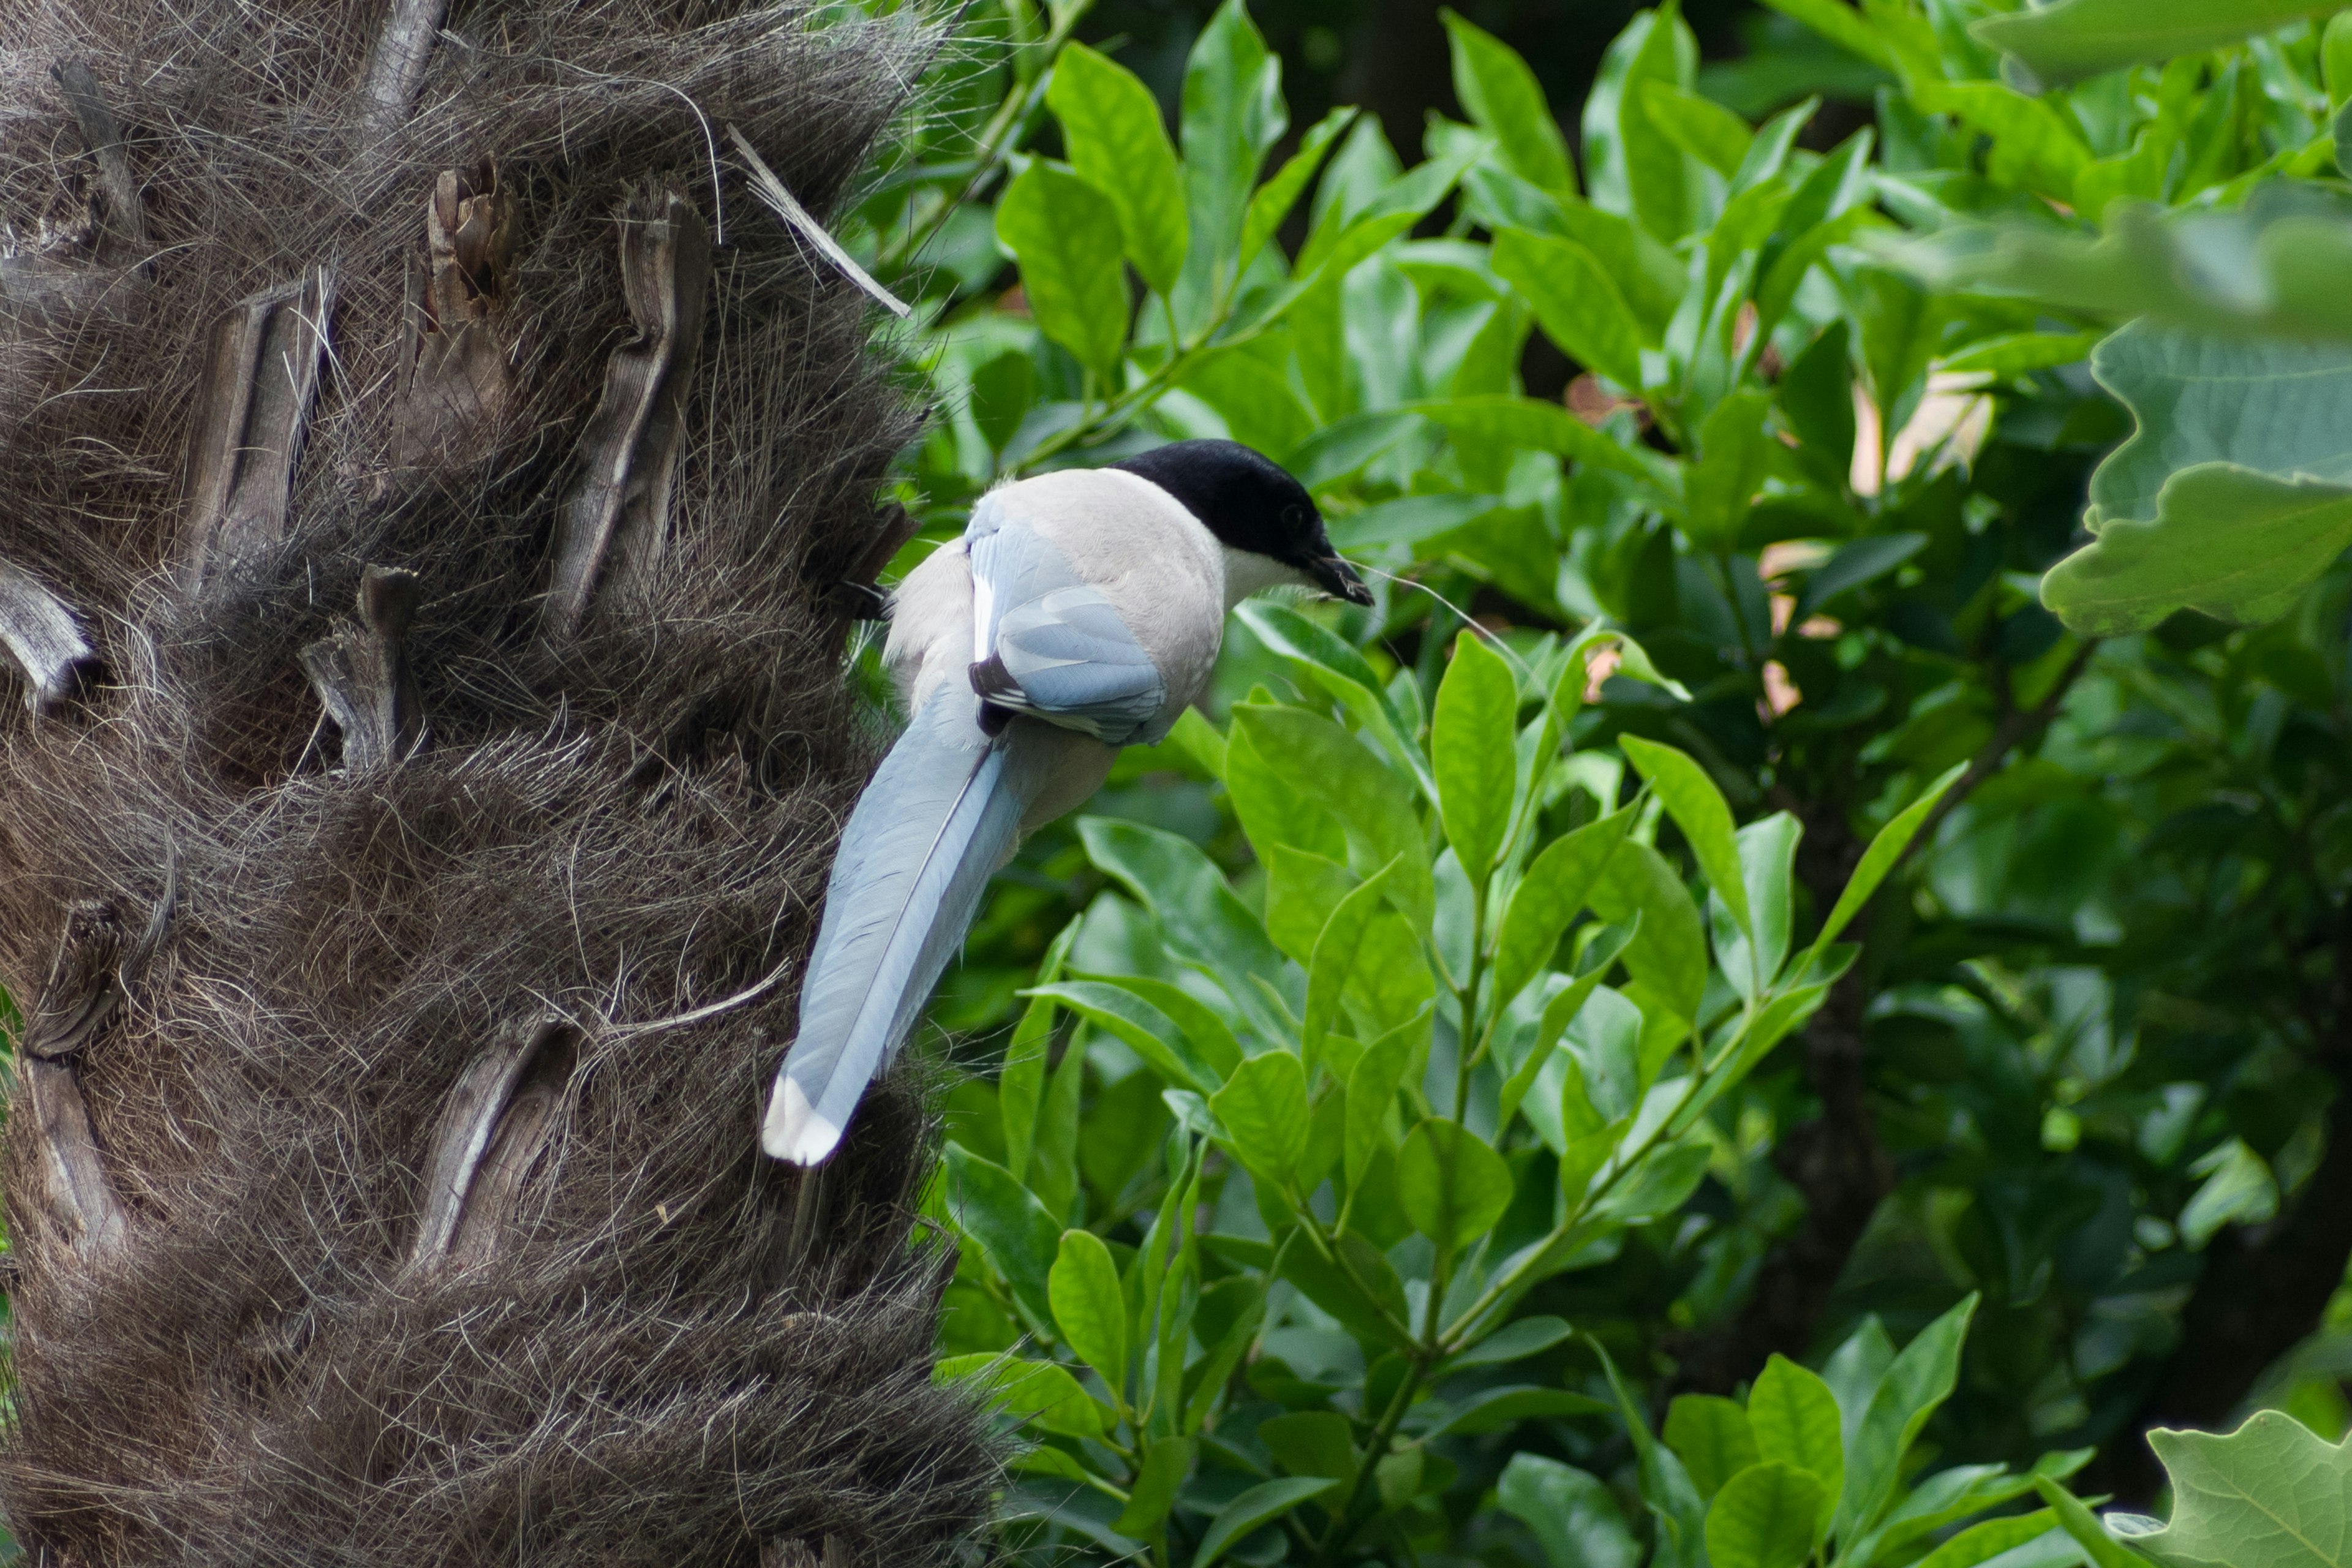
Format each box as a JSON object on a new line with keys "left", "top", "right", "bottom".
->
{"left": 966, "top": 503, "right": 1166, "bottom": 744}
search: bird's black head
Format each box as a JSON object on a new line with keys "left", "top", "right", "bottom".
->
{"left": 1111, "top": 440, "right": 1374, "bottom": 605}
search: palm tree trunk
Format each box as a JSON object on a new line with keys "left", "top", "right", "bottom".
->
{"left": 0, "top": 1, "right": 989, "bottom": 1561}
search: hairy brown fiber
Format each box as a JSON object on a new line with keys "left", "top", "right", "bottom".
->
{"left": 0, "top": 0, "right": 998, "bottom": 1562}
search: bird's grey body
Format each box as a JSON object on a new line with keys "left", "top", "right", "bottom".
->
{"left": 764, "top": 447, "right": 1365, "bottom": 1165}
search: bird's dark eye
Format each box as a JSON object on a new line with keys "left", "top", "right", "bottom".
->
{"left": 1281, "top": 505, "right": 1305, "bottom": 529}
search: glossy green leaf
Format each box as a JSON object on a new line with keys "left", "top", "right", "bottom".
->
{"left": 1048, "top": 1228, "right": 1128, "bottom": 1403}
{"left": 944, "top": 1142, "right": 1063, "bottom": 1329}
{"left": 1621, "top": 735, "right": 1750, "bottom": 938}
{"left": 1748, "top": 1354, "right": 1846, "bottom": 1513}
{"left": 1640, "top": 80, "right": 1754, "bottom": 179}
{"left": 1588, "top": 840, "right": 1709, "bottom": 1023}
{"left": 1714, "top": 812, "right": 1800, "bottom": 999}
{"left": 1178, "top": 0, "right": 1286, "bottom": 323}
{"left": 1493, "top": 228, "right": 1646, "bottom": 390}
{"left": 1234, "top": 602, "right": 1434, "bottom": 798}
{"left": 1027, "top": 981, "right": 1218, "bottom": 1095}
{"left": 1841, "top": 1295, "right": 1980, "bottom": 1536}
{"left": 1760, "top": 0, "right": 1895, "bottom": 69}
{"left": 1261, "top": 1409, "right": 1357, "bottom": 1480}
{"left": 1972, "top": 0, "right": 2341, "bottom": 90}
{"left": 1193, "top": 1477, "right": 1340, "bottom": 1568}
{"left": 1003, "top": 921, "right": 1079, "bottom": 1182}
{"left": 1667, "top": 1395, "right": 1760, "bottom": 1500}
{"left": 935, "top": 1352, "right": 1106, "bottom": 1440}
{"left": 1446, "top": 1313, "right": 1574, "bottom": 1372}
{"left": 1804, "top": 762, "right": 1964, "bottom": 969}
{"left": 1686, "top": 388, "right": 1776, "bottom": 546}
{"left": 1280, "top": 1229, "right": 1415, "bottom": 1349}
{"left": 1240, "top": 107, "right": 1354, "bottom": 271}
{"left": 1912, "top": 1513, "right": 2071, "bottom": 1568}
{"left": 1500, "top": 1455, "right": 1645, "bottom": 1568}
{"left": 1444, "top": 10, "right": 1577, "bottom": 195}
{"left": 1494, "top": 803, "right": 1637, "bottom": 1005}
{"left": 1344, "top": 1013, "right": 1424, "bottom": 1186}
{"left": 995, "top": 161, "right": 1129, "bottom": 380}
{"left": 1397, "top": 1117, "right": 1514, "bottom": 1251}
{"left": 1047, "top": 43, "right": 1188, "bottom": 294}
{"left": 1302, "top": 858, "right": 1404, "bottom": 1069}
{"left": 1117, "top": 1436, "right": 1198, "bottom": 1536}
{"left": 1210, "top": 1050, "right": 1310, "bottom": 1186}
{"left": 1079, "top": 818, "right": 1295, "bottom": 1014}
{"left": 1232, "top": 704, "right": 1433, "bottom": 930}
{"left": 1593, "top": 1137, "right": 1711, "bottom": 1224}
{"left": 1083, "top": 973, "right": 1246, "bottom": 1082}
{"left": 1428, "top": 1385, "right": 1616, "bottom": 1437}
{"left": 1433, "top": 630, "right": 1521, "bottom": 878}
{"left": 1706, "top": 1463, "right": 1829, "bottom": 1568}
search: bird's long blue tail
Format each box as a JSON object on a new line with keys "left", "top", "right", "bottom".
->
{"left": 762, "top": 688, "right": 1035, "bottom": 1164}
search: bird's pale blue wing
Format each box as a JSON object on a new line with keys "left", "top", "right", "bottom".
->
{"left": 965, "top": 499, "right": 1166, "bottom": 744}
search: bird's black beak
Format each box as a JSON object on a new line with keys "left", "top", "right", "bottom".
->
{"left": 1310, "top": 554, "right": 1375, "bottom": 606}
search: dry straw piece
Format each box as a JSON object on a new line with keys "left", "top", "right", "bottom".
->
{"left": 0, "top": 0, "right": 997, "bottom": 1561}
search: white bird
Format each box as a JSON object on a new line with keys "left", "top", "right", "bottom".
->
{"left": 763, "top": 440, "right": 1372, "bottom": 1164}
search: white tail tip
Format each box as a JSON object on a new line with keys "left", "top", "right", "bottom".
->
{"left": 761, "top": 1073, "right": 843, "bottom": 1164}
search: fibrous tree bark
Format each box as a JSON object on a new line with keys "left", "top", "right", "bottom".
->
{"left": 0, "top": 0, "right": 990, "bottom": 1562}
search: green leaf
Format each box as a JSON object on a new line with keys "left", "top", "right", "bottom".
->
{"left": 1910, "top": 1511, "right": 2067, "bottom": 1568}
{"left": 1234, "top": 602, "right": 1434, "bottom": 800}
{"left": 1261, "top": 1409, "right": 1357, "bottom": 1480}
{"left": 1621, "top": 735, "right": 1750, "bottom": 938}
{"left": 1049, "top": 1228, "right": 1129, "bottom": 1402}
{"left": 1410, "top": 394, "right": 1679, "bottom": 497}
{"left": 1082, "top": 973, "right": 1246, "bottom": 1083}
{"left": 1027, "top": 981, "right": 1218, "bottom": 1095}
{"left": 1240, "top": 107, "right": 1353, "bottom": 272}
{"left": 1445, "top": 1313, "right": 1574, "bottom": 1372}
{"left": 2180, "top": 1137, "right": 2280, "bottom": 1248}
{"left": 1640, "top": 80, "right": 1754, "bottom": 178}
{"left": 1686, "top": 388, "right": 1776, "bottom": 546}
{"left": 1397, "top": 1117, "right": 1515, "bottom": 1251}
{"left": 2127, "top": 1412, "right": 2352, "bottom": 1568}
{"left": 1003, "top": 921, "right": 1080, "bottom": 1182}
{"left": 1494, "top": 803, "right": 1638, "bottom": 1006}
{"left": 1079, "top": 818, "right": 1295, "bottom": 1017}
{"left": 1759, "top": 0, "right": 1894, "bottom": 69}
{"left": 1493, "top": 229, "right": 1647, "bottom": 391}
{"left": 1667, "top": 1395, "right": 1761, "bottom": 1500}
{"left": 1178, "top": 0, "right": 1286, "bottom": 325}
{"left": 1939, "top": 330, "right": 2104, "bottom": 378}
{"left": 1303, "top": 858, "right": 1405, "bottom": 1071}
{"left": 945, "top": 1142, "right": 1063, "bottom": 1329}
{"left": 1804, "top": 762, "right": 1964, "bottom": 967}
{"left": 2037, "top": 323, "right": 2352, "bottom": 636}
{"left": 995, "top": 162, "right": 1129, "bottom": 381}
{"left": 1344, "top": 1013, "right": 1424, "bottom": 1186}
{"left": 1231, "top": 704, "right": 1433, "bottom": 931}
{"left": 1433, "top": 630, "right": 1521, "bottom": 878}
{"left": 1589, "top": 841, "right": 1709, "bottom": 1023}
{"left": 936, "top": 1352, "right": 1107, "bottom": 1440}
{"left": 1499, "top": 1455, "right": 1645, "bottom": 1568}
{"left": 1840, "top": 1295, "right": 1980, "bottom": 1537}
{"left": 1048, "top": 43, "right": 1188, "bottom": 295}
{"left": 1280, "top": 1229, "right": 1415, "bottom": 1349}
{"left": 1444, "top": 10, "right": 1577, "bottom": 195}
{"left": 1193, "top": 1477, "right": 1340, "bottom": 1568}
{"left": 1593, "top": 1137, "right": 1711, "bottom": 1224}
{"left": 1972, "top": 0, "right": 2342, "bottom": 90}
{"left": 1593, "top": 4, "right": 1700, "bottom": 240}
{"left": 1728, "top": 813, "right": 1800, "bottom": 997}
{"left": 2032, "top": 1482, "right": 2147, "bottom": 1568}
{"left": 1116, "top": 1436, "right": 1198, "bottom": 1536}
{"left": 1210, "top": 1050, "right": 1310, "bottom": 1186}
{"left": 1747, "top": 1355, "right": 1845, "bottom": 1515}
{"left": 1706, "top": 1463, "right": 1830, "bottom": 1568}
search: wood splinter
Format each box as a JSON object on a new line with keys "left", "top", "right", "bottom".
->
{"left": 181, "top": 270, "right": 336, "bottom": 590}
{"left": 541, "top": 187, "right": 710, "bottom": 639}
{"left": 0, "top": 561, "right": 97, "bottom": 714}
{"left": 18, "top": 866, "right": 176, "bottom": 1261}
{"left": 299, "top": 565, "right": 425, "bottom": 772}
{"left": 409, "top": 1017, "right": 576, "bottom": 1273}
{"left": 394, "top": 160, "right": 516, "bottom": 466}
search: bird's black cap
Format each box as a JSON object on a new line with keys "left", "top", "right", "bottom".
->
{"left": 1111, "top": 440, "right": 1373, "bottom": 605}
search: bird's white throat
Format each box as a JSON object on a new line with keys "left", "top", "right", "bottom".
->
{"left": 1219, "top": 544, "right": 1313, "bottom": 609}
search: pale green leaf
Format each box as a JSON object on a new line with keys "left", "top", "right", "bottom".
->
{"left": 1707, "top": 1463, "right": 1830, "bottom": 1568}
{"left": 1667, "top": 1395, "right": 1760, "bottom": 1500}
{"left": 1748, "top": 1355, "right": 1846, "bottom": 1516}
{"left": 1048, "top": 43, "right": 1188, "bottom": 294}
{"left": 1433, "top": 630, "right": 1521, "bottom": 878}
{"left": 1493, "top": 802, "right": 1637, "bottom": 1005}
{"left": 1049, "top": 1229, "right": 1129, "bottom": 1400}
{"left": 1493, "top": 228, "right": 1646, "bottom": 390}
{"left": 995, "top": 162, "right": 1129, "bottom": 380}
{"left": 1621, "top": 735, "right": 1750, "bottom": 937}
{"left": 1210, "top": 1050, "right": 1311, "bottom": 1185}
{"left": 1640, "top": 80, "right": 1754, "bottom": 179}
{"left": 1444, "top": 10, "right": 1577, "bottom": 195}
{"left": 1972, "top": 0, "right": 2342, "bottom": 90}
{"left": 936, "top": 1352, "right": 1107, "bottom": 1440}
{"left": 1397, "top": 1117, "right": 1514, "bottom": 1251}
